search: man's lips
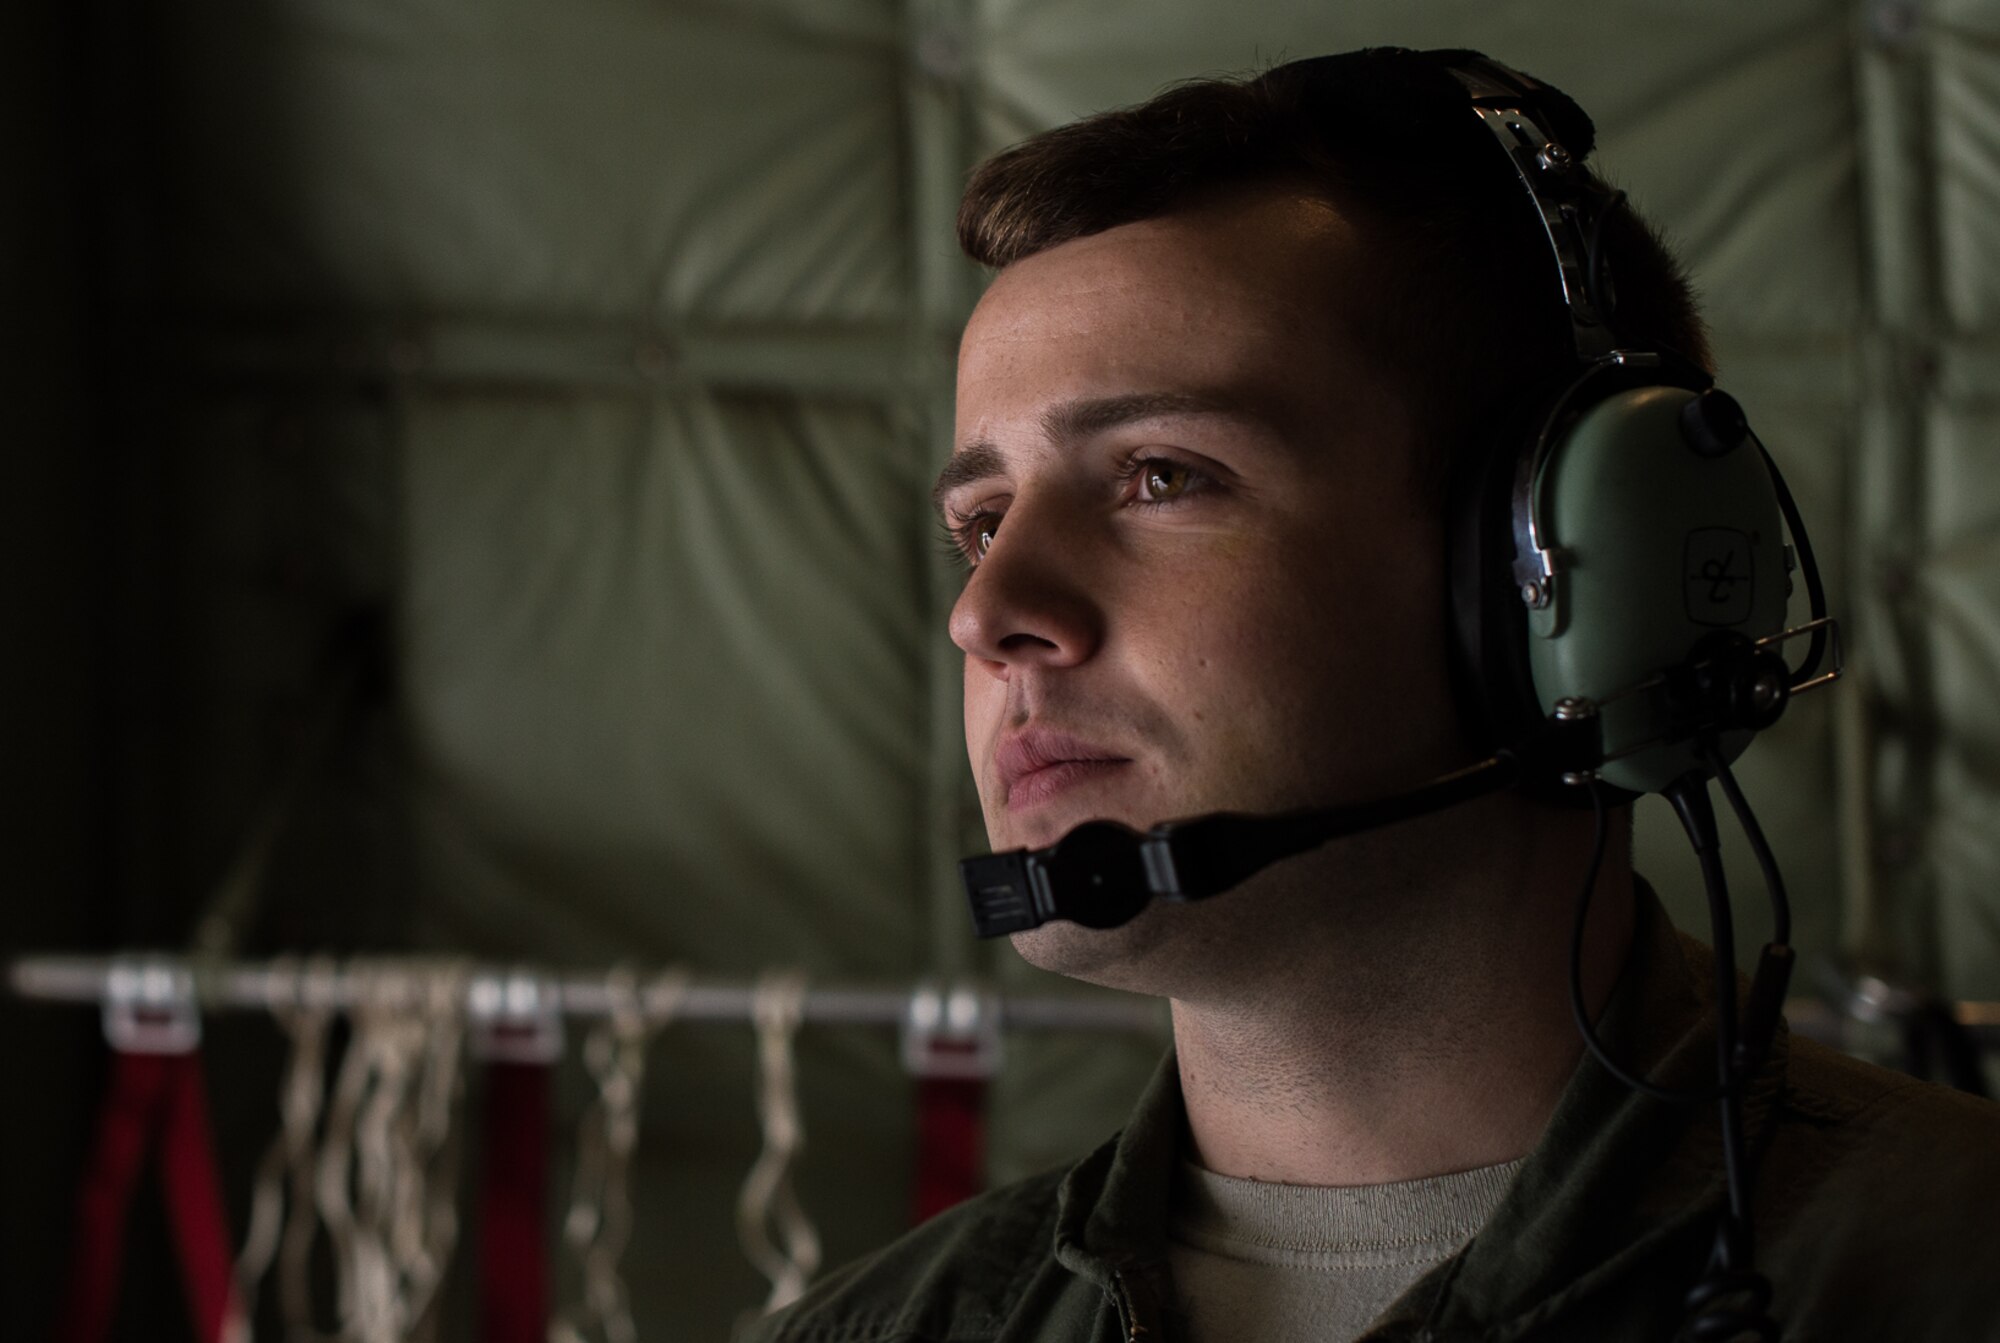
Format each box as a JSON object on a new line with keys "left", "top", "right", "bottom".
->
{"left": 994, "top": 730, "right": 1133, "bottom": 811}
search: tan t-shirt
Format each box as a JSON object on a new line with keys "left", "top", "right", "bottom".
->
{"left": 1167, "top": 1156, "right": 1525, "bottom": 1342}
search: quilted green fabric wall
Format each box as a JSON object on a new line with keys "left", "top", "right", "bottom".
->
{"left": 72, "top": 1, "right": 2000, "bottom": 1338}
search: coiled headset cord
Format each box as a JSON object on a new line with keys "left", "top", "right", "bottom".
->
{"left": 1568, "top": 736, "right": 1790, "bottom": 1341}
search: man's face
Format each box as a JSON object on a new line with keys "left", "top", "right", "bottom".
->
{"left": 937, "top": 188, "right": 1467, "bottom": 982}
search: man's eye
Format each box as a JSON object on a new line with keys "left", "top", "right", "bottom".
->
{"left": 1136, "top": 460, "right": 1198, "bottom": 503}
{"left": 950, "top": 511, "right": 999, "bottom": 563}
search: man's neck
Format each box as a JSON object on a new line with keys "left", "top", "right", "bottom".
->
{"left": 1170, "top": 843, "right": 1636, "bottom": 1188}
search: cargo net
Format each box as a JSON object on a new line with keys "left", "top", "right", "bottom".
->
{"left": 15, "top": 955, "right": 1165, "bottom": 1343}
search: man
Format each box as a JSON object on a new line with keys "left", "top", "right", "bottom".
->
{"left": 747, "top": 47, "right": 2000, "bottom": 1342}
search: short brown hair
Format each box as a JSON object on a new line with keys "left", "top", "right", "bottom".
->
{"left": 957, "top": 49, "right": 1710, "bottom": 499}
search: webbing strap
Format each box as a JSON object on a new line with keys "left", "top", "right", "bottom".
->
{"left": 478, "top": 1061, "right": 552, "bottom": 1343}
{"left": 911, "top": 1073, "right": 987, "bottom": 1223}
{"left": 59, "top": 1050, "right": 245, "bottom": 1343}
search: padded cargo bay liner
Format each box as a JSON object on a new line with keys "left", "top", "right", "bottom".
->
{"left": 83, "top": 0, "right": 2000, "bottom": 1336}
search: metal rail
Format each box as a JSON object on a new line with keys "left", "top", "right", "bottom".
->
{"left": 7, "top": 953, "right": 1169, "bottom": 1037}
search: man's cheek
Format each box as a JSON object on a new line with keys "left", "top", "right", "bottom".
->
{"left": 960, "top": 678, "right": 1002, "bottom": 794}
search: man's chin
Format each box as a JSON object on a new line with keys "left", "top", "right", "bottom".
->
{"left": 1007, "top": 904, "right": 1183, "bottom": 994}
{"left": 988, "top": 809, "right": 1135, "bottom": 855}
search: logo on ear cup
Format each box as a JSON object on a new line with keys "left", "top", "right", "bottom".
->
{"left": 1684, "top": 528, "right": 1754, "bottom": 626}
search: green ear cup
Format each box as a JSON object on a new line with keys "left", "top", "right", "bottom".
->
{"left": 1525, "top": 386, "right": 1790, "bottom": 792}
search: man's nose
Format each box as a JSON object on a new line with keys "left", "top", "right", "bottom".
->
{"left": 947, "top": 501, "right": 1103, "bottom": 676}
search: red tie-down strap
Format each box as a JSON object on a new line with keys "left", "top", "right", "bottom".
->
{"left": 902, "top": 987, "right": 1002, "bottom": 1225}
{"left": 912, "top": 1072, "right": 989, "bottom": 1223}
{"left": 478, "top": 1061, "right": 553, "bottom": 1343}
{"left": 59, "top": 1048, "right": 246, "bottom": 1343}
{"left": 470, "top": 972, "right": 566, "bottom": 1343}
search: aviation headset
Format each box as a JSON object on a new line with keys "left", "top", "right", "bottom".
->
{"left": 1428, "top": 50, "right": 1830, "bottom": 801}
{"left": 958, "top": 47, "right": 1840, "bottom": 1342}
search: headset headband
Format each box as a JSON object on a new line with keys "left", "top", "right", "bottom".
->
{"left": 1440, "top": 55, "right": 1621, "bottom": 361}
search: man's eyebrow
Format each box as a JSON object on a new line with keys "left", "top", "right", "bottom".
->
{"left": 931, "top": 442, "right": 1007, "bottom": 517}
{"left": 930, "top": 391, "right": 1257, "bottom": 517}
